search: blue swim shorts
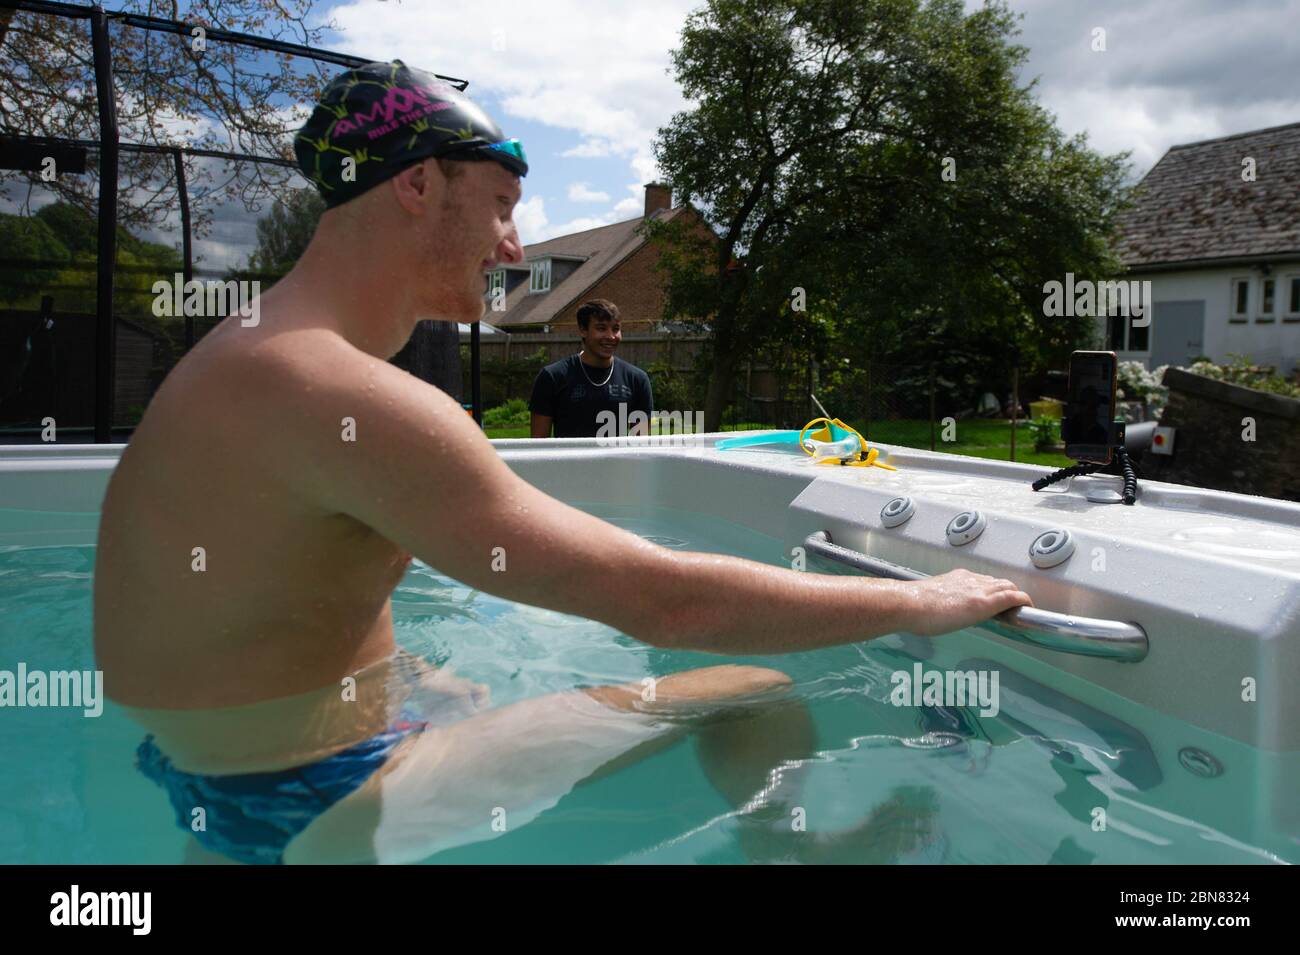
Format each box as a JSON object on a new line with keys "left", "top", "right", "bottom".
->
{"left": 136, "top": 713, "right": 428, "bottom": 865}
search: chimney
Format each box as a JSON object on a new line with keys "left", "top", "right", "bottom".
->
{"left": 644, "top": 182, "right": 672, "bottom": 218}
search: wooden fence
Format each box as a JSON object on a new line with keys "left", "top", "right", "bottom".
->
{"left": 460, "top": 330, "right": 810, "bottom": 422}
{"left": 465, "top": 332, "right": 711, "bottom": 373}
{"left": 1, "top": 306, "right": 163, "bottom": 431}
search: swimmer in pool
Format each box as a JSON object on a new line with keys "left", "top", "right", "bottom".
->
{"left": 93, "top": 60, "right": 1031, "bottom": 864}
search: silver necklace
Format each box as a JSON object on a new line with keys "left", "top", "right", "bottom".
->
{"left": 578, "top": 351, "right": 615, "bottom": 387}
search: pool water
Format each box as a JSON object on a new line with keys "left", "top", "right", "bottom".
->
{"left": 0, "top": 503, "right": 1294, "bottom": 864}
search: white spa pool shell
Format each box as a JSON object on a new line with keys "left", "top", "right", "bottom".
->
{"left": 2, "top": 433, "right": 1298, "bottom": 863}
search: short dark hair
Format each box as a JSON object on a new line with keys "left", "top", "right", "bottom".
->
{"left": 435, "top": 157, "right": 465, "bottom": 180}
{"left": 577, "top": 299, "right": 620, "bottom": 329}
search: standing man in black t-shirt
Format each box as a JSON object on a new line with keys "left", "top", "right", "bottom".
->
{"left": 529, "top": 299, "right": 654, "bottom": 438}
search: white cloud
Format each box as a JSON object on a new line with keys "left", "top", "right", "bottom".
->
{"left": 630, "top": 152, "right": 661, "bottom": 188}
{"left": 522, "top": 182, "right": 655, "bottom": 243}
{"left": 1043, "top": 85, "right": 1300, "bottom": 177}
{"left": 513, "top": 195, "right": 549, "bottom": 245}
{"left": 611, "top": 183, "right": 645, "bottom": 219}
{"left": 612, "top": 197, "right": 642, "bottom": 218}
{"left": 325, "top": 0, "right": 696, "bottom": 188}
{"left": 1009, "top": 0, "right": 1300, "bottom": 177}
{"left": 562, "top": 139, "right": 618, "bottom": 159}
{"left": 537, "top": 215, "right": 619, "bottom": 241}
{"left": 567, "top": 182, "right": 611, "bottom": 203}
{"left": 1040, "top": 87, "right": 1225, "bottom": 173}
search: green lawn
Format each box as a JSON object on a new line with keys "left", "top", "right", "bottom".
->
{"left": 483, "top": 416, "right": 1071, "bottom": 468}
{"left": 863, "top": 418, "right": 1073, "bottom": 468}
{"left": 484, "top": 425, "right": 532, "bottom": 439}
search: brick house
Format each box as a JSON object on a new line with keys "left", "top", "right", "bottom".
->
{"left": 484, "top": 183, "right": 712, "bottom": 335}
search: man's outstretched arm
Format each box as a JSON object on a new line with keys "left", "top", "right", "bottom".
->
{"left": 288, "top": 346, "right": 1031, "bottom": 655}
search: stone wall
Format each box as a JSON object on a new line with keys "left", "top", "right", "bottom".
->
{"left": 1138, "top": 367, "right": 1300, "bottom": 501}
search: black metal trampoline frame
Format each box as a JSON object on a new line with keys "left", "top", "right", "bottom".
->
{"left": 0, "top": 0, "right": 483, "bottom": 440}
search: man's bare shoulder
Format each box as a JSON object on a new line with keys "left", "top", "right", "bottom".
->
{"left": 188, "top": 322, "right": 357, "bottom": 393}
{"left": 179, "top": 322, "right": 417, "bottom": 425}
{"left": 193, "top": 320, "right": 490, "bottom": 512}
{"left": 236, "top": 325, "right": 467, "bottom": 431}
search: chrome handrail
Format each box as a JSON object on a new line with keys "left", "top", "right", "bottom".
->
{"left": 803, "top": 531, "right": 1149, "bottom": 663}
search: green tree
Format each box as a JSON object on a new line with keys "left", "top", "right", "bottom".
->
{"left": 0, "top": 213, "right": 69, "bottom": 303}
{"left": 650, "top": 0, "right": 1130, "bottom": 429}
{"left": 32, "top": 202, "right": 97, "bottom": 257}
{"left": 0, "top": 203, "right": 183, "bottom": 315}
{"left": 33, "top": 201, "right": 182, "bottom": 269}
{"left": 246, "top": 187, "right": 325, "bottom": 278}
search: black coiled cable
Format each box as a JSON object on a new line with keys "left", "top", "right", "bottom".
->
{"left": 1116, "top": 447, "right": 1138, "bottom": 505}
{"left": 1031, "top": 447, "right": 1139, "bottom": 505}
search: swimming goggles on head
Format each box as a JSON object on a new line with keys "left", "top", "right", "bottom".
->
{"left": 438, "top": 137, "right": 529, "bottom": 177}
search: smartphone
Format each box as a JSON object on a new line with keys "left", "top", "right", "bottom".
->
{"left": 1063, "top": 350, "right": 1118, "bottom": 465}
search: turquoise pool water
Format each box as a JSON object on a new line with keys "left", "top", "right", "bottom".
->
{"left": 0, "top": 502, "right": 1294, "bottom": 864}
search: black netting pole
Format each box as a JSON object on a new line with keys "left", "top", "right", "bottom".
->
{"left": 40, "top": 294, "right": 56, "bottom": 414}
{"left": 91, "top": 7, "right": 119, "bottom": 442}
{"left": 864, "top": 359, "right": 871, "bottom": 437}
{"left": 471, "top": 321, "right": 482, "bottom": 427}
{"left": 172, "top": 148, "right": 193, "bottom": 350}
{"left": 929, "top": 364, "right": 936, "bottom": 451}
{"left": 1010, "top": 365, "right": 1019, "bottom": 462}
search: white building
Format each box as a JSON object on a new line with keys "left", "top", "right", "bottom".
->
{"left": 1107, "top": 122, "right": 1300, "bottom": 374}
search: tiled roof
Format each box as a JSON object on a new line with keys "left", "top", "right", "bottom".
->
{"left": 491, "top": 207, "right": 683, "bottom": 327}
{"left": 1115, "top": 122, "right": 1300, "bottom": 269}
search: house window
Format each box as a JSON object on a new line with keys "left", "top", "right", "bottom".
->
{"left": 1127, "top": 318, "right": 1149, "bottom": 352}
{"left": 1107, "top": 309, "right": 1149, "bottom": 352}
{"left": 1231, "top": 278, "right": 1249, "bottom": 322}
{"left": 487, "top": 270, "right": 505, "bottom": 295}
{"left": 1258, "top": 278, "right": 1276, "bottom": 322}
{"left": 1285, "top": 276, "right": 1300, "bottom": 322}
{"left": 529, "top": 259, "right": 551, "bottom": 293}
{"left": 1107, "top": 315, "right": 1124, "bottom": 351}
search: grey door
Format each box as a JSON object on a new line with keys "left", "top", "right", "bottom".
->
{"left": 1149, "top": 300, "right": 1205, "bottom": 367}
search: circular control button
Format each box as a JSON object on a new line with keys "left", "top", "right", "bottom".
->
{"left": 946, "top": 510, "right": 986, "bottom": 546}
{"left": 1029, "top": 529, "right": 1074, "bottom": 568}
{"left": 881, "top": 496, "right": 915, "bottom": 528}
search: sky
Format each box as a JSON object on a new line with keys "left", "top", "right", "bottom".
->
{"left": 308, "top": 0, "right": 1300, "bottom": 247}
{"left": 315, "top": 0, "right": 693, "bottom": 245}
{"left": 6, "top": 0, "right": 1298, "bottom": 269}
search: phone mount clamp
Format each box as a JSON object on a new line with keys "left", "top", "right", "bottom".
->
{"left": 1030, "top": 419, "right": 1140, "bottom": 505}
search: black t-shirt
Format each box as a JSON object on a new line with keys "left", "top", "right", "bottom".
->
{"left": 529, "top": 354, "right": 654, "bottom": 438}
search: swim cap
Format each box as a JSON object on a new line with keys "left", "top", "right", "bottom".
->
{"left": 294, "top": 60, "right": 528, "bottom": 209}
